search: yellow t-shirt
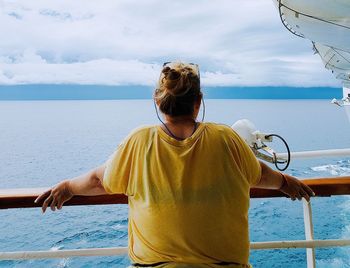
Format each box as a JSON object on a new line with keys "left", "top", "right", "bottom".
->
{"left": 103, "top": 122, "right": 261, "bottom": 266}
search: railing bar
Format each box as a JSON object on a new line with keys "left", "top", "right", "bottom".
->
{"left": 303, "top": 200, "right": 315, "bottom": 268}
{"left": 250, "top": 239, "right": 350, "bottom": 249}
{"left": 0, "top": 247, "right": 128, "bottom": 260}
{"left": 2, "top": 177, "right": 350, "bottom": 210}
{"left": 277, "top": 148, "right": 350, "bottom": 159}
{"left": 1, "top": 239, "right": 350, "bottom": 260}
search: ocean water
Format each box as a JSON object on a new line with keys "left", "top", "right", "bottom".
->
{"left": 0, "top": 99, "right": 350, "bottom": 268}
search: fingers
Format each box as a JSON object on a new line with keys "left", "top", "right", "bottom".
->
{"left": 282, "top": 174, "right": 315, "bottom": 202}
{"left": 282, "top": 176, "right": 300, "bottom": 201}
{"left": 42, "top": 194, "right": 62, "bottom": 212}
{"left": 42, "top": 194, "right": 53, "bottom": 213}
{"left": 35, "top": 181, "right": 73, "bottom": 213}
{"left": 298, "top": 181, "right": 316, "bottom": 202}
{"left": 34, "top": 189, "right": 57, "bottom": 213}
{"left": 34, "top": 190, "right": 51, "bottom": 204}
{"left": 302, "top": 183, "right": 315, "bottom": 197}
{"left": 57, "top": 198, "right": 64, "bottom": 210}
{"left": 289, "top": 189, "right": 311, "bottom": 202}
{"left": 50, "top": 196, "right": 57, "bottom": 211}
{"left": 291, "top": 191, "right": 302, "bottom": 201}
{"left": 299, "top": 187, "right": 310, "bottom": 202}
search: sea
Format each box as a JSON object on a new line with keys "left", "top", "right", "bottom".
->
{"left": 0, "top": 99, "right": 350, "bottom": 268}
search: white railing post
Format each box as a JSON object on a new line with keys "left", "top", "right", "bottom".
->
{"left": 303, "top": 199, "right": 316, "bottom": 268}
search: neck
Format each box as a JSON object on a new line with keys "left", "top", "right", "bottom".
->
{"left": 161, "top": 114, "right": 198, "bottom": 140}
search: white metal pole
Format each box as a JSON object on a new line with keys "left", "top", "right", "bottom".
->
{"left": 1, "top": 240, "right": 350, "bottom": 260}
{"left": 250, "top": 239, "right": 350, "bottom": 249}
{"left": 276, "top": 148, "right": 350, "bottom": 159}
{"left": 303, "top": 200, "right": 316, "bottom": 268}
{"left": 277, "top": 148, "right": 350, "bottom": 159}
{"left": 0, "top": 247, "right": 128, "bottom": 260}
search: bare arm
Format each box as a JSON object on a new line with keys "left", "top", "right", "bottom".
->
{"left": 255, "top": 161, "right": 315, "bottom": 201}
{"left": 68, "top": 165, "right": 107, "bottom": 196}
{"left": 35, "top": 165, "right": 107, "bottom": 213}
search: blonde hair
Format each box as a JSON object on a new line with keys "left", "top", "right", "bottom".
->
{"left": 154, "top": 62, "right": 202, "bottom": 116}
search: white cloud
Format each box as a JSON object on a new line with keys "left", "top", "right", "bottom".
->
{"left": 0, "top": 57, "right": 160, "bottom": 85}
{"left": 0, "top": 0, "right": 340, "bottom": 87}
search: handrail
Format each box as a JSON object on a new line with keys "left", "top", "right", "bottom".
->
{"left": 1, "top": 177, "right": 350, "bottom": 209}
{"left": 2, "top": 239, "right": 350, "bottom": 260}
{"left": 276, "top": 148, "right": 350, "bottom": 159}
{"left": 1, "top": 177, "right": 350, "bottom": 265}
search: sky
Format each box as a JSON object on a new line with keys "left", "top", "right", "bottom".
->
{"left": 0, "top": 0, "right": 341, "bottom": 88}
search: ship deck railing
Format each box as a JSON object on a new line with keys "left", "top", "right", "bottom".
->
{"left": 1, "top": 176, "right": 350, "bottom": 268}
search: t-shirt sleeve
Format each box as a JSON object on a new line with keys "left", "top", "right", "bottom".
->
{"left": 102, "top": 139, "right": 134, "bottom": 195}
{"left": 228, "top": 128, "right": 262, "bottom": 186}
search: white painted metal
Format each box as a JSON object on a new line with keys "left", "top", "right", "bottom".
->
{"left": 0, "top": 247, "right": 128, "bottom": 260}
{"left": 250, "top": 239, "right": 350, "bottom": 249}
{"left": 331, "top": 86, "right": 350, "bottom": 107}
{"left": 303, "top": 200, "right": 315, "bottom": 268}
{"left": 272, "top": 0, "right": 350, "bottom": 85}
{"left": 1, "top": 239, "right": 350, "bottom": 260}
{"left": 277, "top": 148, "right": 350, "bottom": 159}
{"left": 314, "top": 44, "right": 350, "bottom": 84}
{"left": 341, "top": 85, "right": 350, "bottom": 125}
{"left": 275, "top": 0, "right": 350, "bottom": 50}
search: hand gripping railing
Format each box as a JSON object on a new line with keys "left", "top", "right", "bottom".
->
{"left": 1, "top": 177, "right": 350, "bottom": 268}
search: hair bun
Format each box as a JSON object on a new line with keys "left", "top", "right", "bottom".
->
{"left": 162, "top": 67, "right": 181, "bottom": 81}
{"left": 155, "top": 62, "right": 202, "bottom": 117}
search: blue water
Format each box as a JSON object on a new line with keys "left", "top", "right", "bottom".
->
{"left": 0, "top": 99, "right": 350, "bottom": 267}
{"left": 0, "top": 85, "right": 342, "bottom": 100}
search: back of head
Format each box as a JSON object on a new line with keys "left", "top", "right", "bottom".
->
{"left": 154, "top": 62, "right": 202, "bottom": 117}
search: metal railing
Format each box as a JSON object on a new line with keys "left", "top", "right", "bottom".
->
{"left": 277, "top": 148, "right": 350, "bottom": 159}
{"left": 1, "top": 177, "right": 350, "bottom": 267}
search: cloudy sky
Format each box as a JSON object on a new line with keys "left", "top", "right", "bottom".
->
{"left": 0, "top": 0, "right": 340, "bottom": 87}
